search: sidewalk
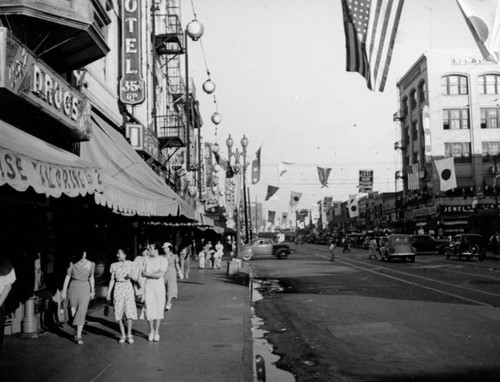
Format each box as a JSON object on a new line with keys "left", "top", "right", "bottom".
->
{"left": 0, "top": 259, "right": 254, "bottom": 382}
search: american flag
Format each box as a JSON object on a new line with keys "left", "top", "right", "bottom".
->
{"left": 407, "top": 163, "right": 419, "bottom": 190}
{"left": 341, "top": 0, "right": 405, "bottom": 92}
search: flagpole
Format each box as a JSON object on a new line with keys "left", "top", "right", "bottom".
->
{"left": 255, "top": 194, "right": 258, "bottom": 235}
{"left": 247, "top": 186, "right": 252, "bottom": 240}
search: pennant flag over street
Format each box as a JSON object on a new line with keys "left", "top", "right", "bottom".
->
{"left": 278, "top": 162, "right": 293, "bottom": 181}
{"left": 264, "top": 185, "right": 279, "bottom": 201}
{"left": 289, "top": 191, "right": 302, "bottom": 207}
{"left": 317, "top": 166, "right": 332, "bottom": 187}
{"left": 341, "top": 0, "right": 405, "bottom": 92}
{"left": 267, "top": 210, "right": 276, "bottom": 223}
{"left": 435, "top": 157, "right": 457, "bottom": 191}
{"left": 456, "top": 0, "right": 500, "bottom": 63}
{"left": 251, "top": 147, "right": 261, "bottom": 184}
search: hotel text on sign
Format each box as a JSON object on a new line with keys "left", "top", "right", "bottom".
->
{"left": 120, "top": 0, "right": 144, "bottom": 105}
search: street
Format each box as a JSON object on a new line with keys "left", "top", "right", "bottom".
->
{"left": 250, "top": 243, "right": 500, "bottom": 381}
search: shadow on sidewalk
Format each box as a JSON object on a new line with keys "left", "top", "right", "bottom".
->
{"left": 85, "top": 315, "right": 149, "bottom": 340}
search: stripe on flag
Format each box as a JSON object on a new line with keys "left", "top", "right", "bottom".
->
{"left": 407, "top": 163, "right": 419, "bottom": 190}
{"left": 342, "top": 0, "right": 405, "bottom": 92}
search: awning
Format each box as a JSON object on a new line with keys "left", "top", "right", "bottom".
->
{"left": 80, "top": 113, "right": 195, "bottom": 218}
{"left": 0, "top": 120, "right": 102, "bottom": 198}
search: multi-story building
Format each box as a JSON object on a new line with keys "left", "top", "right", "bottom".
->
{"left": 395, "top": 50, "right": 500, "bottom": 236}
{"left": 0, "top": 0, "right": 212, "bottom": 335}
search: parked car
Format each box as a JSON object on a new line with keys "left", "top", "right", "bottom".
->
{"left": 240, "top": 238, "right": 295, "bottom": 260}
{"left": 379, "top": 234, "right": 416, "bottom": 262}
{"left": 444, "top": 234, "right": 486, "bottom": 261}
{"left": 410, "top": 235, "right": 449, "bottom": 254}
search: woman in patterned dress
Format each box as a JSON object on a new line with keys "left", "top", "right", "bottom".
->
{"left": 61, "top": 249, "right": 95, "bottom": 345}
{"left": 141, "top": 242, "right": 168, "bottom": 342}
{"left": 107, "top": 249, "right": 137, "bottom": 344}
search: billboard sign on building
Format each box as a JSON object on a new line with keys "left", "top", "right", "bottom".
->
{"left": 359, "top": 169, "right": 373, "bottom": 192}
{"left": 120, "top": 0, "right": 145, "bottom": 105}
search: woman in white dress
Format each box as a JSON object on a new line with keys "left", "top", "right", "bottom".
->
{"left": 141, "top": 242, "right": 168, "bottom": 342}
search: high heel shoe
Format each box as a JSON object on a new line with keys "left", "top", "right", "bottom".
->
{"left": 154, "top": 333, "right": 160, "bottom": 342}
{"left": 148, "top": 332, "right": 154, "bottom": 342}
{"left": 75, "top": 336, "right": 84, "bottom": 345}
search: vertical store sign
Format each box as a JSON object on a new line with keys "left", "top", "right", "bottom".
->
{"left": 120, "top": 0, "right": 144, "bottom": 105}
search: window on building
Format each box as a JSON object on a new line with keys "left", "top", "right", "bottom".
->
{"left": 441, "top": 75, "right": 468, "bottom": 95}
{"left": 478, "top": 74, "right": 500, "bottom": 94}
{"left": 412, "top": 152, "right": 419, "bottom": 167}
{"left": 418, "top": 81, "right": 426, "bottom": 102}
{"left": 401, "top": 96, "right": 409, "bottom": 117}
{"left": 411, "top": 120, "right": 418, "bottom": 140}
{"left": 404, "top": 155, "right": 410, "bottom": 168}
{"left": 403, "top": 125, "right": 410, "bottom": 145}
{"left": 410, "top": 89, "right": 417, "bottom": 109}
{"left": 443, "top": 109, "right": 469, "bottom": 130}
{"left": 445, "top": 142, "right": 471, "bottom": 163}
{"left": 480, "top": 108, "right": 500, "bottom": 129}
{"left": 482, "top": 141, "right": 500, "bottom": 162}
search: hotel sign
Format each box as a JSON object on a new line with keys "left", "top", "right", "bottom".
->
{"left": 0, "top": 28, "right": 92, "bottom": 140}
{"left": 120, "top": 0, "right": 145, "bottom": 105}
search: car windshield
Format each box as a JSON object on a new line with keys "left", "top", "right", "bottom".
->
{"left": 461, "top": 236, "right": 482, "bottom": 245}
{"left": 391, "top": 236, "right": 410, "bottom": 244}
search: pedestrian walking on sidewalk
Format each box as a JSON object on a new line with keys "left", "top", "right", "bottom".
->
{"left": 198, "top": 246, "right": 206, "bottom": 269}
{"left": 0, "top": 256, "right": 16, "bottom": 357}
{"left": 213, "top": 240, "right": 224, "bottom": 269}
{"left": 206, "top": 242, "right": 214, "bottom": 269}
{"left": 178, "top": 241, "right": 193, "bottom": 279}
{"left": 61, "top": 248, "right": 95, "bottom": 345}
{"left": 162, "top": 242, "right": 179, "bottom": 311}
{"left": 329, "top": 241, "right": 336, "bottom": 261}
{"left": 132, "top": 246, "right": 149, "bottom": 301}
{"left": 141, "top": 242, "right": 168, "bottom": 342}
{"left": 368, "top": 239, "right": 378, "bottom": 260}
{"left": 107, "top": 249, "right": 138, "bottom": 344}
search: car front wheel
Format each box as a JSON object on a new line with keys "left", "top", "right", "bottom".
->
{"left": 276, "top": 250, "right": 289, "bottom": 259}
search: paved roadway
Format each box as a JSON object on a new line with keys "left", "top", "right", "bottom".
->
{"left": 249, "top": 243, "right": 500, "bottom": 382}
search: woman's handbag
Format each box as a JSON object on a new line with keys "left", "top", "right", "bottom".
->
{"left": 57, "top": 297, "right": 68, "bottom": 324}
{"left": 104, "top": 300, "right": 112, "bottom": 317}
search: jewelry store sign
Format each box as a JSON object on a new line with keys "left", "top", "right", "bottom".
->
{"left": 0, "top": 28, "right": 92, "bottom": 140}
{"left": 120, "top": 0, "right": 145, "bottom": 105}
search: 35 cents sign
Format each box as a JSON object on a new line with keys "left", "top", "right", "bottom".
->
{"left": 120, "top": 0, "right": 144, "bottom": 105}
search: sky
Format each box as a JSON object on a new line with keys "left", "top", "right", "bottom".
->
{"left": 179, "top": 0, "right": 479, "bottom": 216}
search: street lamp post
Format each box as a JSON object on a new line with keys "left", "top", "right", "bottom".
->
{"left": 226, "top": 134, "right": 249, "bottom": 258}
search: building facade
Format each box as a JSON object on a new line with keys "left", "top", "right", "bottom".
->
{"left": 396, "top": 50, "right": 500, "bottom": 236}
{"left": 0, "top": 0, "right": 214, "bottom": 336}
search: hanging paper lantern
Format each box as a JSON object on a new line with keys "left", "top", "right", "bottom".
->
{"left": 211, "top": 142, "right": 220, "bottom": 153}
{"left": 211, "top": 112, "right": 222, "bottom": 125}
{"left": 213, "top": 163, "right": 222, "bottom": 173}
{"left": 186, "top": 20, "right": 204, "bottom": 41}
{"left": 202, "top": 79, "right": 216, "bottom": 94}
{"left": 212, "top": 175, "right": 219, "bottom": 185}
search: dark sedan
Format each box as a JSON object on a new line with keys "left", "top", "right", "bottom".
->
{"left": 410, "top": 234, "right": 449, "bottom": 254}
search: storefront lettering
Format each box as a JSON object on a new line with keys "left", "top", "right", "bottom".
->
{"left": 32, "top": 64, "right": 81, "bottom": 121}
{"left": 0, "top": 153, "right": 27, "bottom": 181}
{"left": 0, "top": 147, "right": 102, "bottom": 197}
